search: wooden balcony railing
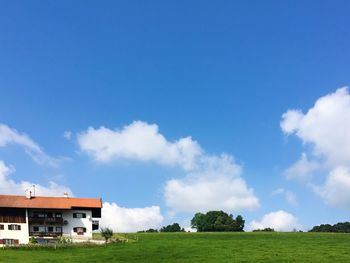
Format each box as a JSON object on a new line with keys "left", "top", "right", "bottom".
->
{"left": 29, "top": 217, "right": 63, "bottom": 224}
{"left": 29, "top": 231, "right": 62, "bottom": 237}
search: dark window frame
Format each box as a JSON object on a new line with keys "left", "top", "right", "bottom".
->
{"left": 73, "top": 213, "right": 86, "bottom": 219}
{"left": 73, "top": 227, "right": 86, "bottom": 234}
{"left": 8, "top": 224, "right": 21, "bottom": 231}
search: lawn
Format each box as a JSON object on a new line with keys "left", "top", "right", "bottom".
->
{"left": 1, "top": 232, "right": 350, "bottom": 263}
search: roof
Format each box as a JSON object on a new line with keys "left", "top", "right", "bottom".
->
{"left": 0, "top": 195, "right": 102, "bottom": 210}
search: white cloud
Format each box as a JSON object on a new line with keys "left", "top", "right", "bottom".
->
{"left": 100, "top": 202, "right": 163, "bottom": 232}
{"left": 63, "top": 131, "right": 72, "bottom": 140}
{"left": 77, "top": 121, "right": 202, "bottom": 170}
{"left": 280, "top": 110, "right": 303, "bottom": 134}
{"left": 284, "top": 153, "right": 320, "bottom": 181}
{"left": 271, "top": 188, "right": 297, "bottom": 206}
{"left": 0, "top": 124, "right": 60, "bottom": 167}
{"left": 0, "top": 160, "right": 72, "bottom": 196}
{"left": 249, "top": 210, "right": 302, "bottom": 232}
{"left": 165, "top": 155, "right": 259, "bottom": 212}
{"left": 281, "top": 87, "right": 350, "bottom": 209}
{"left": 281, "top": 87, "right": 350, "bottom": 167}
{"left": 78, "top": 121, "right": 260, "bottom": 213}
{"left": 317, "top": 166, "right": 350, "bottom": 209}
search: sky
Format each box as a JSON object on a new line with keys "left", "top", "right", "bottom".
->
{"left": 1, "top": 1, "right": 350, "bottom": 232}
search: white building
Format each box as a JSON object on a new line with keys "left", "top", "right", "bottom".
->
{"left": 0, "top": 193, "right": 102, "bottom": 246}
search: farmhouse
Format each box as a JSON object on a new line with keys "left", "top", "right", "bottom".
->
{"left": 0, "top": 192, "right": 102, "bottom": 246}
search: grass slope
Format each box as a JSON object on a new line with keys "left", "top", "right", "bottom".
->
{"left": 2, "top": 232, "right": 350, "bottom": 263}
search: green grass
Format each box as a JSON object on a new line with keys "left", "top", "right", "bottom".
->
{"left": 2, "top": 232, "right": 350, "bottom": 262}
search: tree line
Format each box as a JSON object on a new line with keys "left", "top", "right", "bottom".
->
{"left": 139, "top": 211, "right": 245, "bottom": 233}
{"left": 137, "top": 211, "right": 245, "bottom": 233}
{"left": 309, "top": 222, "right": 350, "bottom": 233}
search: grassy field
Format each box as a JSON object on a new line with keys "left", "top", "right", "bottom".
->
{"left": 1, "top": 232, "right": 350, "bottom": 263}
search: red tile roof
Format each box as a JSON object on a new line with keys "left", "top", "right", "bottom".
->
{"left": 0, "top": 195, "right": 102, "bottom": 209}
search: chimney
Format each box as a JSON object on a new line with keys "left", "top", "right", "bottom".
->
{"left": 63, "top": 192, "right": 69, "bottom": 198}
{"left": 25, "top": 189, "right": 32, "bottom": 199}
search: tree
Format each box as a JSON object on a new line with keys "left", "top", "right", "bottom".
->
{"left": 160, "top": 223, "right": 184, "bottom": 232}
{"left": 235, "top": 215, "right": 245, "bottom": 232}
{"left": 190, "top": 211, "right": 245, "bottom": 232}
{"left": 191, "top": 212, "right": 206, "bottom": 232}
{"left": 100, "top": 227, "right": 113, "bottom": 243}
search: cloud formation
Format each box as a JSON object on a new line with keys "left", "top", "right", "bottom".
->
{"left": 78, "top": 121, "right": 202, "bottom": 170}
{"left": 78, "top": 121, "right": 259, "bottom": 213}
{"left": 283, "top": 153, "right": 320, "bottom": 181}
{"left": 281, "top": 87, "right": 350, "bottom": 209}
{"left": 164, "top": 155, "right": 259, "bottom": 212}
{"left": 0, "top": 160, "right": 72, "bottom": 196}
{"left": 100, "top": 202, "right": 163, "bottom": 232}
{"left": 249, "top": 210, "right": 302, "bottom": 232}
{"left": 281, "top": 87, "right": 350, "bottom": 167}
{"left": 317, "top": 166, "right": 350, "bottom": 209}
{"left": 0, "top": 124, "right": 60, "bottom": 167}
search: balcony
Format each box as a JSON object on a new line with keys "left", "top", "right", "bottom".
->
{"left": 29, "top": 231, "right": 62, "bottom": 237}
{"left": 29, "top": 217, "right": 63, "bottom": 225}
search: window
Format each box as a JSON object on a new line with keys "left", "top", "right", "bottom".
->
{"left": 2, "top": 239, "right": 18, "bottom": 245}
{"left": 33, "top": 212, "right": 46, "bottom": 218}
{"left": 33, "top": 226, "right": 39, "bottom": 232}
{"left": 92, "top": 221, "right": 99, "bottom": 231}
{"left": 73, "top": 213, "right": 86, "bottom": 218}
{"left": 47, "top": 226, "right": 53, "bottom": 232}
{"left": 46, "top": 212, "right": 53, "bottom": 218}
{"left": 56, "top": 227, "right": 62, "bottom": 233}
{"left": 0, "top": 224, "right": 4, "bottom": 230}
{"left": 55, "top": 213, "right": 62, "bottom": 218}
{"left": 8, "top": 224, "right": 21, "bottom": 230}
{"left": 73, "top": 227, "right": 86, "bottom": 235}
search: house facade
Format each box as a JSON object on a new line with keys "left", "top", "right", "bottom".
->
{"left": 0, "top": 193, "right": 102, "bottom": 245}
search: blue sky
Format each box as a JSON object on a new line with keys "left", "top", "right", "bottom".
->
{"left": 1, "top": 1, "right": 350, "bottom": 232}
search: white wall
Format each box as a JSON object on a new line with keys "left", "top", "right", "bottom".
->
{"left": 0, "top": 209, "right": 29, "bottom": 245}
{"left": 62, "top": 210, "right": 93, "bottom": 240}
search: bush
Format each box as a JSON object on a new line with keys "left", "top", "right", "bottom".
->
{"left": 100, "top": 227, "right": 114, "bottom": 243}
{"left": 138, "top": 228, "right": 159, "bottom": 233}
{"left": 253, "top": 228, "right": 275, "bottom": 232}
{"left": 57, "top": 237, "right": 72, "bottom": 244}
{"left": 160, "top": 223, "right": 185, "bottom": 232}
{"left": 29, "top": 237, "right": 38, "bottom": 244}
